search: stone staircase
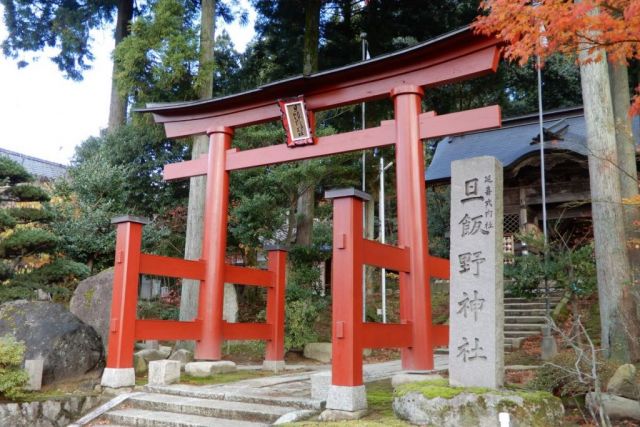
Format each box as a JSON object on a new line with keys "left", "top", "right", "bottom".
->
{"left": 91, "top": 371, "right": 323, "bottom": 427}
{"left": 504, "top": 292, "right": 563, "bottom": 351}
{"left": 87, "top": 360, "right": 416, "bottom": 427}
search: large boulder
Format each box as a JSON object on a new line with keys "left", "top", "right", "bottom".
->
{"left": 606, "top": 363, "right": 638, "bottom": 400}
{"left": 0, "top": 300, "right": 104, "bottom": 385}
{"left": 69, "top": 268, "right": 114, "bottom": 350}
{"left": 393, "top": 379, "right": 564, "bottom": 427}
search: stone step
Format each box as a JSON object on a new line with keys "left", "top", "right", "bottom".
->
{"left": 504, "top": 316, "right": 548, "bottom": 324}
{"left": 505, "top": 324, "right": 544, "bottom": 332}
{"left": 127, "top": 393, "right": 296, "bottom": 424}
{"left": 144, "top": 384, "right": 323, "bottom": 410}
{"left": 505, "top": 330, "right": 541, "bottom": 338}
{"left": 504, "top": 296, "right": 562, "bottom": 303}
{"left": 505, "top": 309, "right": 547, "bottom": 317}
{"left": 504, "top": 302, "right": 552, "bottom": 310}
{"left": 105, "top": 408, "right": 267, "bottom": 427}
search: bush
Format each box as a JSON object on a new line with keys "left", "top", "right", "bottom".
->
{"left": 0, "top": 334, "right": 29, "bottom": 400}
{"left": 285, "top": 298, "right": 325, "bottom": 351}
{"left": 529, "top": 350, "right": 618, "bottom": 398}
{"left": 4, "top": 184, "right": 50, "bottom": 202}
{"left": 137, "top": 300, "right": 180, "bottom": 320}
{"left": 0, "top": 228, "right": 58, "bottom": 257}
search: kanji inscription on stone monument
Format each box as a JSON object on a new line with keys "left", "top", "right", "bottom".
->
{"left": 449, "top": 156, "right": 504, "bottom": 389}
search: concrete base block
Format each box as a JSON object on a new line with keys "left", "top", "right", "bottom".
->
{"left": 311, "top": 371, "right": 331, "bottom": 400}
{"left": 541, "top": 327, "right": 558, "bottom": 361}
{"left": 185, "top": 361, "right": 236, "bottom": 378}
{"left": 262, "top": 360, "right": 285, "bottom": 372}
{"left": 391, "top": 372, "right": 444, "bottom": 389}
{"left": 148, "top": 360, "right": 181, "bottom": 385}
{"left": 319, "top": 409, "right": 368, "bottom": 421}
{"left": 25, "top": 359, "right": 43, "bottom": 391}
{"left": 326, "top": 384, "right": 367, "bottom": 412}
{"left": 101, "top": 368, "right": 135, "bottom": 388}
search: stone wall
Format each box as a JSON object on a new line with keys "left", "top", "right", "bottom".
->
{"left": 0, "top": 395, "right": 99, "bottom": 427}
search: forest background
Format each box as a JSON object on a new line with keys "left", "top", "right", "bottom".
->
{"left": 1, "top": 0, "right": 637, "bottom": 354}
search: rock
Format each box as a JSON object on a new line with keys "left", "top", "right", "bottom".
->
{"left": 185, "top": 361, "right": 236, "bottom": 377}
{"left": 304, "top": 342, "right": 332, "bottom": 363}
{"left": 69, "top": 268, "right": 114, "bottom": 351}
{"left": 0, "top": 300, "right": 103, "bottom": 385}
{"left": 607, "top": 364, "right": 638, "bottom": 399}
{"left": 392, "top": 373, "right": 444, "bottom": 389}
{"left": 587, "top": 392, "right": 640, "bottom": 421}
{"left": 393, "top": 382, "right": 564, "bottom": 427}
{"left": 133, "top": 353, "right": 148, "bottom": 375}
{"left": 148, "top": 360, "right": 181, "bottom": 385}
{"left": 273, "top": 409, "right": 318, "bottom": 424}
{"left": 169, "top": 349, "right": 194, "bottom": 368}
{"left": 158, "top": 345, "right": 172, "bottom": 358}
{"left": 135, "top": 348, "right": 167, "bottom": 362}
{"left": 318, "top": 409, "right": 368, "bottom": 421}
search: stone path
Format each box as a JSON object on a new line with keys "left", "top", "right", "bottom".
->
{"left": 85, "top": 357, "right": 448, "bottom": 427}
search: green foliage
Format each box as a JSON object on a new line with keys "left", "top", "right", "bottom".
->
{"left": 0, "top": 228, "right": 58, "bottom": 257}
{"left": 1, "top": 0, "right": 120, "bottom": 80}
{"left": 529, "top": 350, "right": 618, "bottom": 397}
{"left": 505, "top": 233, "right": 596, "bottom": 297}
{"left": 4, "top": 258, "right": 91, "bottom": 303}
{"left": 3, "top": 184, "right": 50, "bottom": 202}
{"left": 114, "top": 0, "right": 199, "bottom": 104}
{"left": 6, "top": 207, "right": 53, "bottom": 224}
{"left": 0, "top": 334, "right": 28, "bottom": 400}
{"left": 137, "top": 300, "right": 180, "bottom": 320}
{"left": 427, "top": 186, "right": 450, "bottom": 258}
{"left": 284, "top": 298, "right": 324, "bottom": 351}
{"left": 0, "top": 157, "right": 31, "bottom": 185}
{"left": 0, "top": 210, "right": 16, "bottom": 232}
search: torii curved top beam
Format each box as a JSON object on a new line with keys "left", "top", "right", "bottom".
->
{"left": 139, "top": 26, "right": 500, "bottom": 139}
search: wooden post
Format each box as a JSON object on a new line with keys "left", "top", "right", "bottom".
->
{"left": 326, "top": 188, "right": 369, "bottom": 387}
{"left": 105, "top": 215, "right": 148, "bottom": 369}
{"left": 265, "top": 246, "right": 287, "bottom": 370}
{"left": 392, "top": 85, "right": 434, "bottom": 370}
{"left": 195, "top": 127, "right": 232, "bottom": 360}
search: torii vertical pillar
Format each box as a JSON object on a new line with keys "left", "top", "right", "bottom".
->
{"left": 392, "top": 85, "right": 434, "bottom": 370}
{"left": 195, "top": 126, "right": 232, "bottom": 360}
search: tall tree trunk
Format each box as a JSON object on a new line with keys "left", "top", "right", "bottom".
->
{"left": 295, "top": 0, "right": 321, "bottom": 246}
{"left": 107, "top": 0, "right": 134, "bottom": 131}
{"left": 180, "top": 0, "right": 237, "bottom": 326}
{"left": 580, "top": 53, "right": 640, "bottom": 362}
{"left": 609, "top": 63, "right": 640, "bottom": 285}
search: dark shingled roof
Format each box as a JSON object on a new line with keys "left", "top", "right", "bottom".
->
{"left": 0, "top": 148, "right": 67, "bottom": 180}
{"left": 425, "top": 106, "right": 640, "bottom": 183}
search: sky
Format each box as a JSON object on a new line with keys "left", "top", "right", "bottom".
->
{"left": 0, "top": 2, "right": 256, "bottom": 165}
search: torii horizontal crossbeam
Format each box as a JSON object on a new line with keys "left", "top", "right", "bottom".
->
{"left": 140, "top": 27, "right": 499, "bottom": 139}
{"left": 163, "top": 105, "right": 501, "bottom": 179}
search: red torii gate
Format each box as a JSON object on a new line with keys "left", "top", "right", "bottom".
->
{"left": 101, "top": 27, "right": 501, "bottom": 402}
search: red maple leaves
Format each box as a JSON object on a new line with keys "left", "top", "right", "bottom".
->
{"left": 473, "top": 0, "right": 640, "bottom": 115}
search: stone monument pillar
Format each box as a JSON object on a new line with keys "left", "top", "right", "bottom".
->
{"left": 449, "top": 156, "right": 504, "bottom": 389}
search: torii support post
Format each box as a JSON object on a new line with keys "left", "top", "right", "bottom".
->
{"left": 326, "top": 189, "right": 368, "bottom": 412}
{"left": 263, "top": 246, "right": 288, "bottom": 371}
{"left": 196, "top": 126, "right": 232, "bottom": 361}
{"left": 102, "top": 215, "right": 148, "bottom": 388}
{"left": 392, "top": 85, "right": 434, "bottom": 370}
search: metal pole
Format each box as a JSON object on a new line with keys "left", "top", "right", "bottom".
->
{"left": 537, "top": 55, "right": 550, "bottom": 319}
{"left": 380, "top": 155, "right": 387, "bottom": 323}
{"left": 361, "top": 32, "right": 367, "bottom": 321}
